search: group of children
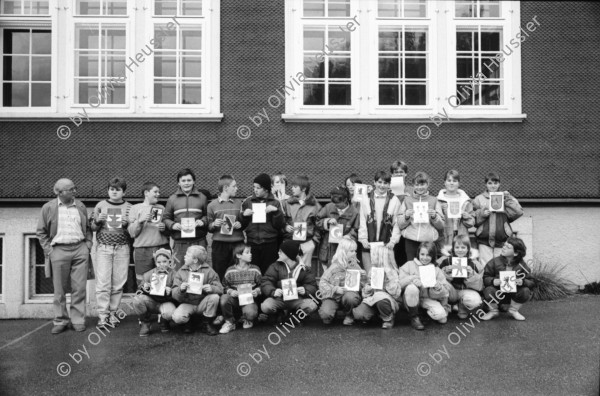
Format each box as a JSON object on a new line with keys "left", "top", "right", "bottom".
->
{"left": 88, "top": 162, "right": 534, "bottom": 336}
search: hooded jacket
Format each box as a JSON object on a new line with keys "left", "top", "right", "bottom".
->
{"left": 472, "top": 191, "right": 523, "bottom": 248}
{"left": 436, "top": 189, "right": 475, "bottom": 247}
{"left": 171, "top": 262, "right": 223, "bottom": 305}
{"left": 261, "top": 260, "right": 317, "bottom": 299}
{"left": 391, "top": 190, "right": 445, "bottom": 243}
{"left": 282, "top": 194, "right": 321, "bottom": 243}
{"left": 240, "top": 193, "right": 285, "bottom": 245}
{"left": 163, "top": 187, "right": 209, "bottom": 241}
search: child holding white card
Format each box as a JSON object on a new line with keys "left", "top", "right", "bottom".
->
{"left": 352, "top": 245, "right": 403, "bottom": 329}
{"left": 482, "top": 237, "right": 534, "bottom": 321}
{"left": 317, "top": 187, "right": 360, "bottom": 271}
{"left": 390, "top": 160, "right": 413, "bottom": 267}
{"left": 207, "top": 175, "right": 244, "bottom": 281}
{"left": 260, "top": 240, "right": 318, "bottom": 323}
{"left": 318, "top": 238, "right": 365, "bottom": 326}
{"left": 219, "top": 243, "right": 262, "bottom": 334}
{"left": 240, "top": 173, "right": 285, "bottom": 274}
{"left": 399, "top": 242, "right": 449, "bottom": 330}
{"left": 392, "top": 172, "right": 444, "bottom": 261}
{"left": 91, "top": 177, "right": 132, "bottom": 328}
{"left": 436, "top": 170, "right": 475, "bottom": 251}
{"left": 472, "top": 172, "right": 523, "bottom": 267}
{"left": 282, "top": 175, "right": 321, "bottom": 270}
{"left": 171, "top": 246, "right": 222, "bottom": 335}
{"left": 128, "top": 182, "right": 170, "bottom": 286}
{"left": 438, "top": 235, "right": 483, "bottom": 319}
{"left": 133, "top": 248, "right": 177, "bottom": 337}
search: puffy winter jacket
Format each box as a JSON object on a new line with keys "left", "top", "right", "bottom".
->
{"left": 472, "top": 191, "right": 523, "bottom": 248}
{"left": 240, "top": 193, "right": 285, "bottom": 245}
{"left": 171, "top": 262, "right": 223, "bottom": 305}
{"left": 163, "top": 187, "right": 208, "bottom": 241}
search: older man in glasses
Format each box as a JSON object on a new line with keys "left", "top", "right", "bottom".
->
{"left": 36, "top": 179, "right": 93, "bottom": 334}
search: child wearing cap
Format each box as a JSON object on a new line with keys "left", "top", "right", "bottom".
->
{"left": 260, "top": 240, "right": 318, "bottom": 322}
{"left": 132, "top": 248, "right": 177, "bottom": 337}
{"left": 240, "top": 173, "right": 286, "bottom": 274}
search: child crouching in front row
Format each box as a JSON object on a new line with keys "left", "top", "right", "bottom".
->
{"left": 399, "top": 242, "right": 450, "bottom": 330}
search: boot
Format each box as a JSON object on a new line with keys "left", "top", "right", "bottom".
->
{"left": 159, "top": 317, "right": 170, "bottom": 333}
{"left": 508, "top": 300, "right": 526, "bottom": 321}
{"left": 481, "top": 303, "right": 500, "bottom": 321}
{"left": 199, "top": 316, "right": 219, "bottom": 336}
{"left": 457, "top": 302, "right": 469, "bottom": 320}
{"left": 408, "top": 306, "right": 424, "bottom": 331}
{"left": 139, "top": 321, "right": 151, "bottom": 337}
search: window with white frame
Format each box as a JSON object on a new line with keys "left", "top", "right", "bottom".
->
{"left": 284, "top": 0, "right": 523, "bottom": 121}
{"left": 28, "top": 236, "right": 55, "bottom": 298}
{"left": 0, "top": 0, "right": 221, "bottom": 119}
{"left": 0, "top": 235, "right": 3, "bottom": 297}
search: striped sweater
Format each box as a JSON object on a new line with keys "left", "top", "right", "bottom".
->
{"left": 222, "top": 264, "right": 263, "bottom": 295}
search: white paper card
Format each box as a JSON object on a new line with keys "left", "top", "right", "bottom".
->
{"left": 344, "top": 270, "right": 361, "bottom": 292}
{"left": 369, "top": 241, "right": 384, "bottom": 249}
{"left": 390, "top": 176, "right": 405, "bottom": 196}
{"left": 282, "top": 278, "right": 298, "bottom": 301}
{"left": 451, "top": 257, "right": 468, "bottom": 278}
{"left": 370, "top": 267, "right": 385, "bottom": 290}
{"left": 150, "top": 273, "right": 167, "bottom": 296}
{"left": 180, "top": 217, "right": 196, "bottom": 238}
{"left": 252, "top": 203, "right": 267, "bottom": 223}
{"left": 329, "top": 224, "right": 344, "bottom": 244}
{"left": 293, "top": 222, "right": 307, "bottom": 241}
{"left": 238, "top": 283, "right": 254, "bottom": 306}
{"left": 447, "top": 198, "right": 462, "bottom": 219}
{"left": 187, "top": 272, "right": 204, "bottom": 294}
{"left": 419, "top": 264, "right": 437, "bottom": 288}
{"left": 220, "top": 214, "right": 236, "bottom": 235}
{"left": 106, "top": 208, "right": 122, "bottom": 229}
{"left": 353, "top": 184, "right": 369, "bottom": 202}
{"left": 489, "top": 192, "right": 505, "bottom": 212}
{"left": 150, "top": 207, "right": 163, "bottom": 223}
{"left": 413, "top": 202, "right": 429, "bottom": 224}
{"left": 499, "top": 270, "right": 517, "bottom": 293}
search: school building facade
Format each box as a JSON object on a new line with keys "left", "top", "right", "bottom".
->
{"left": 0, "top": 0, "right": 598, "bottom": 319}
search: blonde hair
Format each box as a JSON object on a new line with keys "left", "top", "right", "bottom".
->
{"left": 187, "top": 245, "right": 208, "bottom": 264}
{"left": 332, "top": 238, "right": 357, "bottom": 266}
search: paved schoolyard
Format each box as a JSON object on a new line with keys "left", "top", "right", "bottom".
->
{"left": 0, "top": 295, "right": 599, "bottom": 396}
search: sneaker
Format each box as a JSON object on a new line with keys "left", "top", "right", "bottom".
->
{"left": 70, "top": 323, "right": 86, "bottom": 332}
{"left": 437, "top": 317, "right": 448, "bottom": 324}
{"left": 508, "top": 308, "right": 526, "bottom": 321}
{"left": 242, "top": 320, "right": 254, "bottom": 329}
{"left": 457, "top": 311, "right": 469, "bottom": 320}
{"left": 139, "top": 322, "right": 151, "bottom": 337}
{"left": 343, "top": 315, "right": 354, "bottom": 326}
{"left": 159, "top": 319, "right": 170, "bottom": 333}
{"left": 109, "top": 313, "right": 120, "bottom": 327}
{"left": 219, "top": 321, "right": 236, "bottom": 334}
{"left": 98, "top": 316, "right": 109, "bottom": 327}
{"left": 212, "top": 315, "right": 225, "bottom": 326}
{"left": 51, "top": 324, "right": 68, "bottom": 334}
{"left": 381, "top": 321, "right": 394, "bottom": 329}
{"left": 481, "top": 309, "right": 500, "bottom": 321}
{"left": 451, "top": 304, "right": 459, "bottom": 313}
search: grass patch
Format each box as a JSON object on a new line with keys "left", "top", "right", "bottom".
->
{"left": 527, "top": 257, "right": 576, "bottom": 301}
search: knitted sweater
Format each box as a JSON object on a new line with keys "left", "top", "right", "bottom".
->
{"left": 207, "top": 197, "right": 244, "bottom": 243}
{"left": 91, "top": 200, "right": 132, "bottom": 245}
{"left": 222, "top": 264, "right": 262, "bottom": 295}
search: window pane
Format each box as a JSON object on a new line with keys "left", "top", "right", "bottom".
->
{"left": 182, "top": 29, "right": 202, "bottom": 50}
{"left": 304, "top": 1, "right": 324, "bottom": 17}
{"left": 481, "top": 57, "right": 500, "bottom": 78}
{"left": 379, "top": 58, "right": 398, "bottom": 79}
{"left": 3, "top": 83, "right": 28, "bottom": 106}
{"left": 4, "top": 30, "right": 30, "bottom": 54}
{"left": 182, "top": 83, "right": 201, "bottom": 104}
{"left": 303, "top": 57, "right": 325, "bottom": 78}
{"left": 182, "top": 0, "right": 202, "bottom": 15}
{"left": 405, "top": 31, "right": 426, "bottom": 51}
{"left": 154, "top": 82, "right": 176, "bottom": 104}
{"left": 328, "top": 30, "right": 350, "bottom": 51}
{"left": 32, "top": 31, "right": 51, "bottom": 54}
{"left": 76, "top": 53, "right": 99, "bottom": 77}
{"left": 105, "top": 83, "right": 125, "bottom": 104}
{"left": 105, "top": 0, "right": 127, "bottom": 15}
{"left": 303, "top": 83, "right": 324, "bottom": 105}
{"left": 379, "top": 84, "right": 399, "bottom": 105}
{"left": 75, "top": 80, "right": 97, "bottom": 104}
{"left": 31, "top": 83, "right": 51, "bottom": 106}
{"left": 328, "top": 1, "right": 350, "bottom": 17}
{"left": 76, "top": 27, "right": 99, "bottom": 50}
{"left": 182, "top": 55, "right": 201, "bottom": 78}
{"left": 457, "top": 57, "right": 472, "bottom": 78}
{"left": 457, "top": 84, "right": 475, "bottom": 105}
{"left": 405, "top": 57, "right": 425, "bottom": 78}
{"left": 405, "top": 0, "right": 426, "bottom": 17}
{"left": 32, "top": 57, "right": 51, "bottom": 81}
{"left": 455, "top": 1, "right": 475, "bottom": 17}
{"left": 378, "top": 1, "right": 399, "bottom": 18}
{"left": 3, "top": 56, "right": 29, "bottom": 80}
{"left": 155, "top": 0, "right": 177, "bottom": 15}
{"left": 481, "top": 84, "right": 500, "bottom": 105}
{"left": 481, "top": 32, "right": 500, "bottom": 51}
{"left": 480, "top": 1, "right": 500, "bottom": 17}
{"left": 405, "top": 84, "right": 426, "bottom": 105}
{"left": 104, "top": 29, "right": 126, "bottom": 50}
{"left": 154, "top": 27, "right": 176, "bottom": 49}
{"left": 379, "top": 31, "right": 399, "bottom": 51}
{"left": 304, "top": 29, "right": 325, "bottom": 51}
{"left": 1, "top": 1, "right": 19, "bottom": 14}
{"left": 328, "top": 57, "right": 350, "bottom": 78}
{"left": 329, "top": 84, "right": 351, "bottom": 105}
{"left": 105, "top": 55, "right": 125, "bottom": 77}
{"left": 76, "top": 0, "right": 101, "bottom": 15}
{"left": 154, "top": 55, "right": 177, "bottom": 77}
{"left": 456, "top": 32, "right": 473, "bottom": 51}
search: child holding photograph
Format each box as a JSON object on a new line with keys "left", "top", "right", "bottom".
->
{"left": 481, "top": 237, "right": 534, "bottom": 321}
{"left": 316, "top": 187, "right": 360, "bottom": 272}
{"left": 91, "top": 177, "right": 132, "bottom": 328}
{"left": 352, "top": 245, "right": 403, "bottom": 329}
{"left": 472, "top": 172, "right": 524, "bottom": 267}
{"left": 436, "top": 170, "right": 475, "bottom": 250}
{"left": 171, "top": 246, "right": 222, "bottom": 335}
{"left": 207, "top": 175, "right": 244, "bottom": 281}
{"left": 399, "top": 242, "right": 449, "bottom": 330}
{"left": 132, "top": 249, "right": 177, "bottom": 337}
{"left": 318, "top": 238, "right": 366, "bottom": 326}
{"left": 392, "top": 171, "right": 445, "bottom": 261}
{"left": 272, "top": 172, "right": 290, "bottom": 202}
{"left": 219, "top": 243, "right": 262, "bottom": 334}
{"left": 240, "top": 173, "right": 286, "bottom": 274}
{"left": 128, "top": 182, "right": 170, "bottom": 286}
{"left": 438, "top": 235, "right": 483, "bottom": 319}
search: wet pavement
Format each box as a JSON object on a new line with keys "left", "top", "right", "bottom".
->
{"left": 0, "top": 295, "right": 599, "bottom": 396}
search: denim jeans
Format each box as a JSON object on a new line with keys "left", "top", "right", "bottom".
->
{"left": 95, "top": 243, "right": 130, "bottom": 318}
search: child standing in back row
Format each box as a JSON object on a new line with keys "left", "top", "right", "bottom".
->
{"left": 436, "top": 170, "right": 475, "bottom": 251}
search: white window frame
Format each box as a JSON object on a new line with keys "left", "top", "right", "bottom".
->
{"left": 283, "top": 0, "right": 525, "bottom": 123}
{"left": 25, "top": 235, "right": 55, "bottom": 303}
{"left": 0, "top": 234, "right": 4, "bottom": 301}
{"left": 0, "top": 0, "right": 222, "bottom": 121}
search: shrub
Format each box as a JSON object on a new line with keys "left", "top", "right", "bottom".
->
{"left": 582, "top": 281, "right": 600, "bottom": 295}
{"left": 527, "top": 257, "right": 576, "bottom": 301}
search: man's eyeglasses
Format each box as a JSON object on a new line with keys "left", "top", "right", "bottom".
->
{"left": 61, "top": 187, "right": 77, "bottom": 193}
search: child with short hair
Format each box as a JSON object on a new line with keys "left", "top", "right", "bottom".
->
{"left": 132, "top": 248, "right": 177, "bottom": 336}
{"left": 91, "top": 177, "right": 132, "bottom": 327}
{"left": 399, "top": 242, "right": 450, "bottom": 330}
{"left": 316, "top": 187, "right": 360, "bottom": 272}
{"left": 240, "top": 173, "right": 286, "bottom": 274}
{"left": 436, "top": 170, "right": 475, "bottom": 250}
{"left": 219, "top": 243, "right": 262, "bottom": 334}
{"left": 392, "top": 171, "right": 445, "bottom": 261}
{"left": 128, "top": 182, "right": 170, "bottom": 286}
{"left": 282, "top": 175, "right": 321, "bottom": 270}
{"left": 438, "top": 235, "right": 483, "bottom": 319}
{"left": 207, "top": 175, "right": 244, "bottom": 281}
{"left": 318, "top": 238, "right": 365, "bottom": 326}
{"left": 390, "top": 160, "right": 412, "bottom": 267}
{"left": 472, "top": 172, "right": 523, "bottom": 267}
{"left": 171, "top": 246, "right": 222, "bottom": 335}
{"left": 272, "top": 172, "right": 290, "bottom": 202}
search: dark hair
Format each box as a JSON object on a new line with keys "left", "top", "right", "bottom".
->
{"left": 444, "top": 169, "right": 460, "bottom": 183}
{"left": 390, "top": 160, "right": 408, "bottom": 174}
{"left": 141, "top": 181, "right": 159, "bottom": 197}
{"left": 485, "top": 172, "right": 500, "bottom": 183}
{"left": 290, "top": 175, "right": 310, "bottom": 195}
{"left": 218, "top": 175, "right": 235, "bottom": 193}
{"left": 413, "top": 171, "right": 430, "bottom": 185}
{"left": 452, "top": 234, "right": 471, "bottom": 256}
{"left": 177, "top": 168, "right": 196, "bottom": 182}
{"left": 506, "top": 237, "right": 527, "bottom": 264}
{"left": 330, "top": 186, "right": 349, "bottom": 204}
{"left": 345, "top": 173, "right": 362, "bottom": 197}
{"left": 374, "top": 170, "right": 391, "bottom": 183}
{"left": 418, "top": 241, "right": 438, "bottom": 262}
{"left": 231, "top": 242, "right": 250, "bottom": 266}
{"left": 108, "top": 177, "right": 127, "bottom": 192}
